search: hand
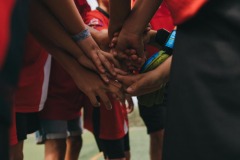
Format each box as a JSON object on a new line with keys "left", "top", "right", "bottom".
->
{"left": 77, "top": 36, "right": 117, "bottom": 77}
{"left": 116, "top": 56, "right": 172, "bottom": 96}
{"left": 92, "top": 29, "right": 111, "bottom": 52}
{"left": 77, "top": 53, "right": 112, "bottom": 83}
{"left": 73, "top": 68, "right": 124, "bottom": 110}
{"left": 115, "top": 28, "right": 145, "bottom": 58}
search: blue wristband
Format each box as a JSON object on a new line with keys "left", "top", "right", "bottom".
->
{"left": 72, "top": 29, "right": 91, "bottom": 42}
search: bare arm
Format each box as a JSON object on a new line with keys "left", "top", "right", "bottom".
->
{"left": 36, "top": 34, "right": 124, "bottom": 109}
{"left": 30, "top": 0, "right": 117, "bottom": 81}
{"left": 116, "top": 56, "right": 172, "bottom": 96}
{"left": 108, "top": 0, "right": 131, "bottom": 38}
{"left": 114, "top": 0, "right": 163, "bottom": 57}
{"left": 37, "top": 0, "right": 116, "bottom": 76}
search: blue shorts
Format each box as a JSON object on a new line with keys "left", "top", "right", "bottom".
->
{"left": 36, "top": 117, "right": 82, "bottom": 144}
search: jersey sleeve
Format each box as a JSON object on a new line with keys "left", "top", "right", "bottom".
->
{"left": 85, "top": 11, "right": 108, "bottom": 31}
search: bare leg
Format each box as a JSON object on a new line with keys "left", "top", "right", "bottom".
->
{"left": 10, "top": 141, "right": 24, "bottom": 160}
{"left": 65, "top": 136, "right": 82, "bottom": 160}
{"left": 150, "top": 130, "right": 164, "bottom": 160}
{"left": 125, "top": 151, "right": 131, "bottom": 160}
{"left": 44, "top": 139, "right": 66, "bottom": 160}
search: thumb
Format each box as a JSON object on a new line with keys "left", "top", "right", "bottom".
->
{"left": 126, "top": 80, "right": 143, "bottom": 96}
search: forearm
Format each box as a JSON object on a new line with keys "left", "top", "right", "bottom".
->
{"left": 154, "top": 55, "right": 172, "bottom": 83}
{"left": 39, "top": 0, "right": 86, "bottom": 35}
{"left": 109, "top": 0, "right": 131, "bottom": 37}
{"left": 122, "top": 0, "right": 163, "bottom": 35}
{"left": 30, "top": 0, "right": 87, "bottom": 62}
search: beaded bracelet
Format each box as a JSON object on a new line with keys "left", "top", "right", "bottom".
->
{"left": 72, "top": 29, "right": 91, "bottom": 42}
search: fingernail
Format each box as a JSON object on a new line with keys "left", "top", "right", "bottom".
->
{"left": 127, "top": 87, "right": 133, "bottom": 93}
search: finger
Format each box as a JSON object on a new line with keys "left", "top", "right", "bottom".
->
{"left": 114, "top": 68, "right": 128, "bottom": 75}
{"left": 101, "top": 51, "right": 121, "bottom": 68}
{"left": 110, "top": 48, "right": 118, "bottom": 56}
{"left": 126, "top": 78, "right": 151, "bottom": 96}
{"left": 110, "top": 37, "right": 118, "bottom": 48}
{"left": 129, "top": 49, "right": 137, "bottom": 55}
{"left": 90, "top": 52, "right": 106, "bottom": 73}
{"left": 108, "top": 84, "right": 125, "bottom": 102}
{"left": 113, "top": 32, "right": 119, "bottom": 37}
{"left": 78, "top": 56, "right": 97, "bottom": 72}
{"left": 131, "top": 55, "right": 138, "bottom": 61}
{"left": 117, "top": 51, "right": 129, "bottom": 60}
{"left": 116, "top": 74, "right": 136, "bottom": 86}
{"left": 97, "top": 50, "right": 116, "bottom": 76}
{"left": 100, "top": 73, "right": 110, "bottom": 83}
{"left": 109, "top": 79, "right": 122, "bottom": 88}
{"left": 86, "top": 93, "right": 101, "bottom": 107}
{"left": 96, "top": 90, "right": 112, "bottom": 110}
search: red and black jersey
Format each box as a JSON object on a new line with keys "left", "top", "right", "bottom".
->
{"left": 146, "top": 2, "right": 175, "bottom": 57}
{"left": 39, "top": 0, "right": 91, "bottom": 120}
{"left": 84, "top": 8, "right": 129, "bottom": 140}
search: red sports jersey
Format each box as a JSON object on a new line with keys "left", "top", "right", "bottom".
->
{"left": 84, "top": 8, "right": 128, "bottom": 139}
{"left": 165, "top": 0, "right": 207, "bottom": 25}
{"left": 14, "top": 34, "right": 51, "bottom": 113}
{"left": 84, "top": 98, "right": 128, "bottom": 140}
{"left": 146, "top": 2, "right": 175, "bottom": 57}
{"left": 39, "top": 0, "right": 90, "bottom": 120}
{"left": 0, "top": 0, "right": 15, "bottom": 69}
{"left": 38, "top": 59, "right": 85, "bottom": 120}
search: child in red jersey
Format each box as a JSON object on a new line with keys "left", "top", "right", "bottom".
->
{"left": 36, "top": 1, "right": 90, "bottom": 160}
{"left": 9, "top": 34, "right": 51, "bottom": 160}
{"left": 84, "top": 1, "right": 133, "bottom": 159}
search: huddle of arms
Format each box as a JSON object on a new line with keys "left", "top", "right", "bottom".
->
{"left": 29, "top": 0, "right": 171, "bottom": 109}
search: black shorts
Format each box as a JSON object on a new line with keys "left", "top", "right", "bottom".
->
{"left": 92, "top": 108, "right": 130, "bottom": 159}
{"left": 138, "top": 104, "right": 166, "bottom": 134}
{"left": 16, "top": 112, "right": 39, "bottom": 141}
{"left": 94, "top": 133, "right": 130, "bottom": 159}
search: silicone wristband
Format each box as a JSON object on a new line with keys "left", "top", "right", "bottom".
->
{"left": 72, "top": 29, "right": 91, "bottom": 42}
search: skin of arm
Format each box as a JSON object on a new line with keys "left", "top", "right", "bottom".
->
{"left": 30, "top": 0, "right": 119, "bottom": 82}
{"left": 114, "top": 0, "right": 163, "bottom": 57}
{"left": 108, "top": 0, "right": 131, "bottom": 39}
{"left": 116, "top": 56, "right": 172, "bottom": 96}
{"left": 37, "top": 0, "right": 116, "bottom": 76}
{"left": 36, "top": 35, "right": 124, "bottom": 110}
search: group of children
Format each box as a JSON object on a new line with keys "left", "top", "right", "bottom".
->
{"left": 7, "top": 0, "right": 174, "bottom": 160}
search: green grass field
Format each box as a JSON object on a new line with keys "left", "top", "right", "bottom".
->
{"left": 23, "top": 108, "right": 150, "bottom": 160}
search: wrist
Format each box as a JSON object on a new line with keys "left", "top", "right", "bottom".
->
{"left": 72, "top": 29, "right": 91, "bottom": 42}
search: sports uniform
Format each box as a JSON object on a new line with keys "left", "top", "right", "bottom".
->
{"left": 1, "top": 1, "right": 29, "bottom": 159}
{"left": 84, "top": 7, "right": 130, "bottom": 159}
{"left": 163, "top": 1, "right": 240, "bottom": 160}
{"left": 9, "top": 34, "right": 51, "bottom": 145}
{"left": 36, "top": 0, "right": 91, "bottom": 142}
{"left": 138, "top": 2, "right": 174, "bottom": 134}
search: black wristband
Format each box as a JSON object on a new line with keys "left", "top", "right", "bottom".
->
{"left": 155, "top": 29, "right": 170, "bottom": 47}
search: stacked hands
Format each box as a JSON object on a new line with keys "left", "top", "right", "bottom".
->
{"left": 76, "top": 25, "right": 158, "bottom": 110}
{"left": 29, "top": 0, "right": 169, "bottom": 111}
